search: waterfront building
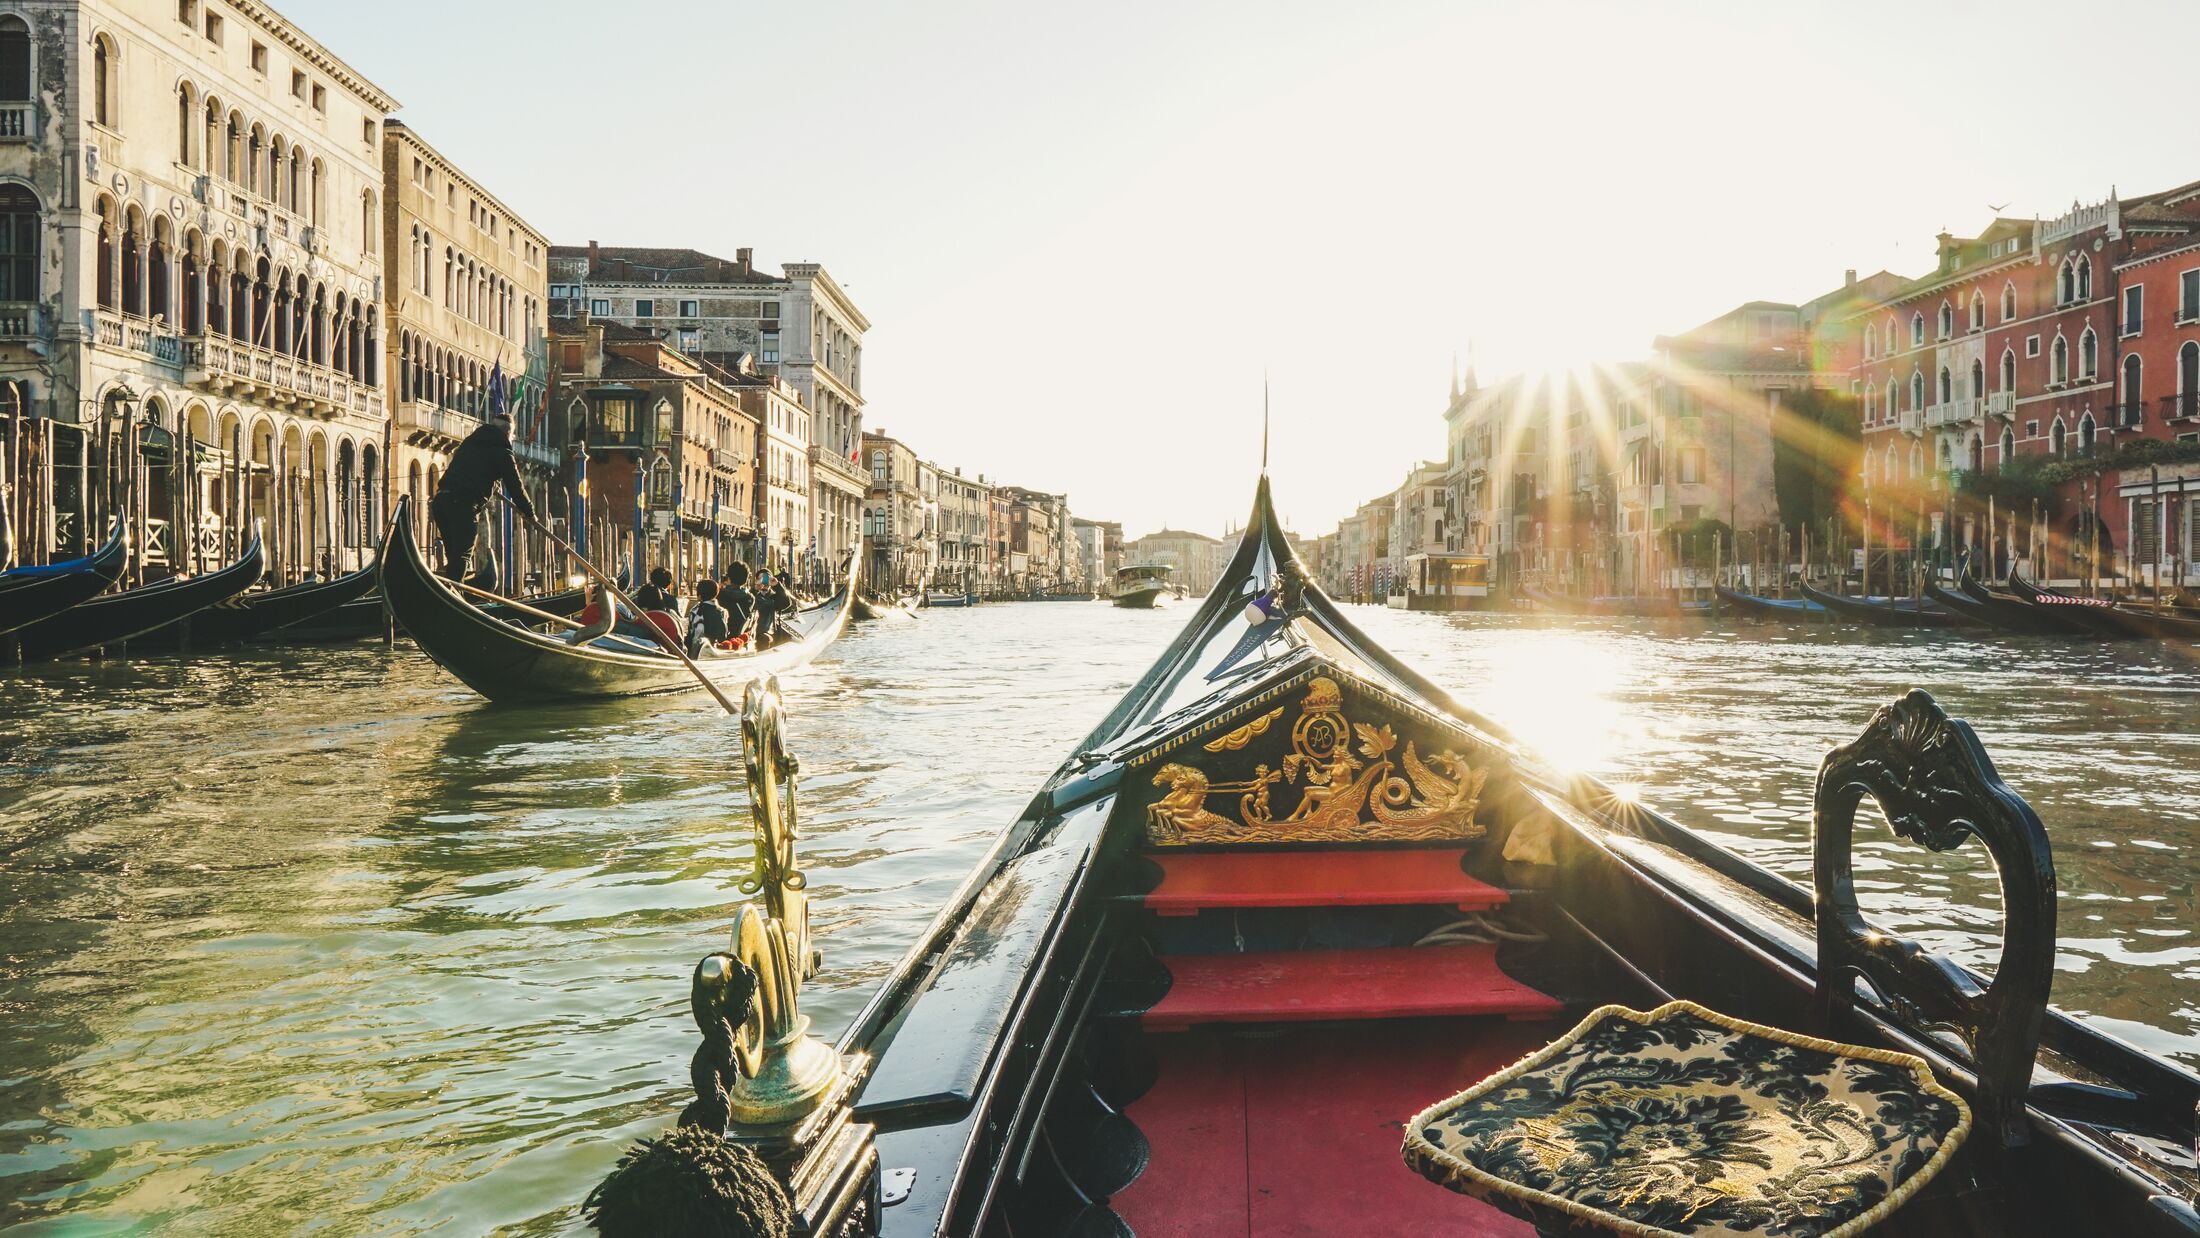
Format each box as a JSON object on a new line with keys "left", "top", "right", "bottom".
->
{"left": 862, "top": 428, "right": 928, "bottom": 590}
{"left": 992, "top": 485, "right": 1069, "bottom": 592}
{"left": 929, "top": 463, "right": 989, "bottom": 590}
{"left": 0, "top": 0, "right": 395, "bottom": 585}
{"left": 1122, "top": 526, "right": 1220, "bottom": 597}
{"left": 1385, "top": 460, "right": 1447, "bottom": 594}
{"left": 548, "top": 316, "right": 757, "bottom": 580}
{"left": 1847, "top": 186, "right": 2200, "bottom": 583}
{"left": 546, "top": 243, "right": 869, "bottom": 574}
{"left": 2103, "top": 192, "right": 2200, "bottom": 587}
{"left": 1071, "top": 516, "right": 1119, "bottom": 590}
{"left": 381, "top": 120, "right": 552, "bottom": 577}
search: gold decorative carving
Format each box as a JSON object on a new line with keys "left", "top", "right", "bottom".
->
{"left": 1203, "top": 705, "right": 1284, "bottom": 752}
{"left": 1144, "top": 675, "right": 1489, "bottom": 846}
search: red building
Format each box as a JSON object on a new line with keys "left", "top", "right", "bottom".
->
{"left": 2107, "top": 191, "right": 2200, "bottom": 588}
{"left": 1847, "top": 186, "right": 2200, "bottom": 583}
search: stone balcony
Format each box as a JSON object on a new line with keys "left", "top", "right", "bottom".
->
{"left": 183, "top": 333, "right": 375, "bottom": 419}
{"left": 93, "top": 309, "right": 185, "bottom": 366}
{"left": 1898, "top": 409, "right": 1922, "bottom": 435}
{"left": 1924, "top": 399, "right": 1982, "bottom": 429}
{"left": 0, "top": 102, "right": 37, "bottom": 143}
{"left": 1986, "top": 391, "right": 2016, "bottom": 419}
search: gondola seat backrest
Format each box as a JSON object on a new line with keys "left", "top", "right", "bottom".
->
{"left": 1810, "top": 688, "right": 2057, "bottom": 1149}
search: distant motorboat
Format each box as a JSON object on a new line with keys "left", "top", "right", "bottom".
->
{"left": 1110, "top": 563, "right": 1173, "bottom": 609}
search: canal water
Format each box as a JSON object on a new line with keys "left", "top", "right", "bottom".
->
{"left": 2, "top": 601, "right": 2195, "bottom": 1234}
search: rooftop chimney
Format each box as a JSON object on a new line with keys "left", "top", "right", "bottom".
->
{"left": 587, "top": 240, "right": 600, "bottom": 275}
{"left": 737, "top": 247, "right": 754, "bottom": 275}
{"left": 1844, "top": 268, "right": 1857, "bottom": 287}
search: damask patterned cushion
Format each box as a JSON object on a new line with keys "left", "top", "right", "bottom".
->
{"left": 1402, "top": 1000, "right": 1970, "bottom": 1238}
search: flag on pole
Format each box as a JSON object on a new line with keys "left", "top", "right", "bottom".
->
{"left": 487, "top": 361, "right": 507, "bottom": 420}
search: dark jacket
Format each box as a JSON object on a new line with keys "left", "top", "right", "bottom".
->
{"left": 633, "top": 583, "right": 678, "bottom": 612}
{"left": 436, "top": 423, "right": 534, "bottom": 518}
{"left": 686, "top": 599, "right": 729, "bottom": 651}
{"left": 721, "top": 585, "right": 755, "bottom": 633}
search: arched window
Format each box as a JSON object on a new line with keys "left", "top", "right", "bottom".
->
{"left": 2001, "top": 282, "right": 2017, "bottom": 321}
{"left": 2079, "top": 328, "right": 2097, "bottom": 379}
{"left": 2058, "top": 261, "right": 2075, "bottom": 305}
{"left": 1885, "top": 379, "right": 1898, "bottom": 417}
{"left": 1937, "top": 302, "right": 1953, "bottom": 338}
{"left": 1884, "top": 440, "right": 1898, "bottom": 481}
{"left": 649, "top": 454, "right": 673, "bottom": 506}
{"left": 1909, "top": 370, "right": 1924, "bottom": 409}
{"left": 1937, "top": 366, "right": 1952, "bottom": 405}
{"left": 2122, "top": 354, "right": 2143, "bottom": 425}
{"left": 2181, "top": 341, "right": 2200, "bottom": 418}
{"left": 1970, "top": 359, "right": 1984, "bottom": 401}
{"left": 0, "top": 17, "right": 29, "bottom": 103}
{"left": 1862, "top": 329, "right": 1875, "bottom": 360}
{"left": 1998, "top": 427, "right": 2013, "bottom": 466}
{"left": 2076, "top": 255, "right": 2092, "bottom": 301}
{"left": 1909, "top": 312, "right": 1925, "bottom": 347}
{"left": 2078, "top": 411, "right": 2096, "bottom": 454}
{"left": 92, "top": 34, "right": 115, "bottom": 129}
{"left": 2051, "top": 419, "right": 2066, "bottom": 455}
{"left": 1969, "top": 292, "right": 1984, "bottom": 331}
{"left": 2000, "top": 348, "right": 2016, "bottom": 392}
{"left": 1884, "top": 318, "right": 1897, "bottom": 354}
{"left": 309, "top": 160, "right": 323, "bottom": 226}
{"left": 176, "top": 84, "right": 193, "bottom": 163}
{"left": 0, "top": 185, "right": 38, "bottom": 302}
{"left": 2052, "top": 336, "right": 2069, "bottom": 384}
{"left": 1909, "top": 444, "right": 1923, "bottom": 477}
{"left": 1967, "top": 435, "right": 1982, "bottom": 473}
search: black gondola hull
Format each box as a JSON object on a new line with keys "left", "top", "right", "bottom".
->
{"left": 7, "top": 535, "right": 265, "bottom": 661}
{"left": 1800, "top": 581, "right": 1972, "bottom": 628}
{"left": 132, "top": 557, "right": 381, "bottom": 648}
{"left": 0, "top": 515, "right": 129, "bottom": 638}
{"left": 379, "top": 496, "right": 852, "bottom": 704}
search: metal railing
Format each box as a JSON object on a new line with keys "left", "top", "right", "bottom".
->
{"left": 2162, "top": 393, "right": 2200, "bottom": 422}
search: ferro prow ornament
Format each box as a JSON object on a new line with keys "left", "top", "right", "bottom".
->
{"left": 586, "top": 676, "right": 879, "bottom": 1238}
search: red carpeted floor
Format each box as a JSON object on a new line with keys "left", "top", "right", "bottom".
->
{"left": 1143, "top": 943, "right": 1564, "bottom": 1031}
{"left": 1112, "top": 1019, "right": 1551, "bottom": 1237}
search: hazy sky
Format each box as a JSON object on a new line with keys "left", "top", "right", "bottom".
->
{"left": 284, "top": 0, "right": 2198, "bottom": 537}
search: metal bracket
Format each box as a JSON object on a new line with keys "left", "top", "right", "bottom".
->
{"left": 881, "top": 1166, "right": 916, "bottom": 1207}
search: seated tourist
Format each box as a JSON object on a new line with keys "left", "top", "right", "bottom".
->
{"left": 633, "top": 565, "right": 679, "bottom": 615}
{"left": 686, "top": 578, "right": 749, "bottom": 657}
{"left": 719, "top": 563, "right": 756, "bottom": 638}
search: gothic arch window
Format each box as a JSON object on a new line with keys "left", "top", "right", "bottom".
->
{"left": 1937, "top": 302, "right": 1953, "bottom": 338}
{"left": 1969, "top": 291, "right": 1984, "bottom": 331}
{"left": 0, "top": 184, "right": 39, "bottom": 303}
{"left": 1967, "top": 434, "right": 1983, "bottom": 472}
{"left": 2001, "top": 282, "right": 2017, "bottom": 321}
{"left": 1909, "top": 369, "right": 1924, "bottom": 409}
{"left": 1884, "top": 439, "right": 1898, "bottom": 481}
{"left": 1909, "top": 443, "right": 1923, "bottom": 477}
{"left": 1885, "top": 379, "right": 1898, "bottom": 416}
{"left": 1862, "top": 329, "right": 1875, "bottom": 361}
{"left": 1970, "top": 358, "right": 1984, "bottom": 401}
{"left": 2076, "top": 255, "right": 2093, "bottom": 300}
{"left": 1909, "top": 312, "right": 1924, "bottom": 347}
{"left": 1937, "top": 366, "right": 1952, "bottom": 404}
{"left": 2051, "top": 418, "right": 2067, "bottom": 455}
{"left": 2122, "top": 353, "right": 2143, "bottom": 425}
{"left": 2058, "top": 261, "right": 2075, "bottom": 305}
{"left": 2182, "top": 340, "right": 2200, "bottom": 411}
{"left": 1998, "top": 427, "right": 2013, "bottom": 466}
{"left": 649, "top": 454, "right": 673, "bottom": 506}
{"left": 2079, "top": 327, "right": 2097, "bottom": 379}
{"left": 2078, "top": 411, "right": 2096, "bottom": 454}
{"left": 1884, "top": 317, "right": 1897, "bottom": 353}
{"left": 224, "top": 110, "right": 242, "bottom": 182}
{"left": 2000, "top": 347, "right": 2016, "bottom": 392}
{"left": 2052, "top": 335, "right": 2069, "bottom": 384}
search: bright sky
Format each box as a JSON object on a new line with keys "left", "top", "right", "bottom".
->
{"left": 286, "top": 0, "right": 2199, "bottom": 538}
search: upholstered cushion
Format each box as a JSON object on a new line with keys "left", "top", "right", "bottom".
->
{"left": 1402, "top": 1000, "right": 1970, "bottom": 1238}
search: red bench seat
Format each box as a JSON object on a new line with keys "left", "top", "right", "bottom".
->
{"left": 1144, "top": 942, "right": 1562, "bottom": 1031}
{"left": 1143, "top": 847, "right": 1508, "bottom": 916}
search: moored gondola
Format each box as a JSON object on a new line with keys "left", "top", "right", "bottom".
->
{"left": 594, "top": 474, "right": 2199, "bottom": 1238}
{"left": 2008, "top": 572, "right": 2200, "bottom": 642}
{"left": 1714, "top": 584, "right": 1831, "bottom": 621}
{"left": 266, "top": 582, "right": 588, "bottom": 644}
{"left": 130, "top": 555, "right": 381, "bottom": 649}
{"left": 6, "top": 532, "right": 265, "bottom": 662}
{"left": 1799, "top": 580, "right": 1973, "bottom": 629}
{"left": 380, "top": 495, "right": 853, "bottom": 704}
{"left": 0, "top": 514, "right": 129, "bottom": 638}
{"left": 1962, "top": 574, "right": 2101, "bottom": 637}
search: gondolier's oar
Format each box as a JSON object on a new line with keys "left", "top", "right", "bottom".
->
{"left": 504, "top": 499, "right": 739, "bottom": 715}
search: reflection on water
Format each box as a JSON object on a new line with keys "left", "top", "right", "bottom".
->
{"left": 1, "top": 601, "right": 2193, "bottom": 1233}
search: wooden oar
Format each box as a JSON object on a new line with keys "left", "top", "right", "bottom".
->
{"left": 505, "top": 500, "right": 740, "bottom": 715}
{"left": 449, "top": 578, "right": 584, "bottom": 631}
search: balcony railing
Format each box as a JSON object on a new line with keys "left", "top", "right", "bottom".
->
{"left": 1986, "top": 391, "right": 2016, "bottom": 418}
{"left": 1898, "top": 409, "right": 1922, "bottom": 435}
{"left": 183, "top": 334, "right": 376, "bottom": 419}
{"left": 93, "top": 310, "right": 185, "bottom": 367}
{"left": 0, "top": 103, "right": 33, "bottom": 142}
{"left": 0, "top": 302, "right": 35, "bottom": 338}
{"left": 2162, "top": 393, "right": 2200, "bottom": 422}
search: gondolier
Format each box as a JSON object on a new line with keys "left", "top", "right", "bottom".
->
{"left": 430, "top": 409, "right": 533, "bottom": 587}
